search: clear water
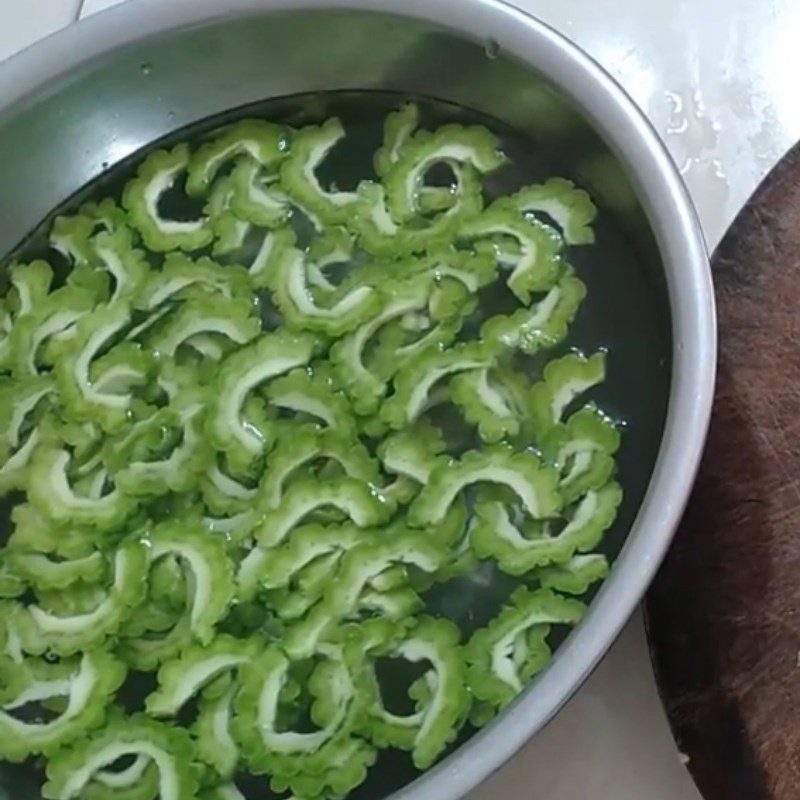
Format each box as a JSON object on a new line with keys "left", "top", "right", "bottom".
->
{"left": 2, "top": 91, "right": 671, "bottom": 799}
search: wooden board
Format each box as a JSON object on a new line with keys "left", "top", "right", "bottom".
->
{"left": 646, "top": 144, "right": 800, "bottom": 800}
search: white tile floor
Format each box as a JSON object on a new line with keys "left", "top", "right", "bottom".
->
{"left": 0, "top": 0, "right": 81, "bottom": 63}
{"left": 4, "top": 1, "right": 800, "bottom": 797}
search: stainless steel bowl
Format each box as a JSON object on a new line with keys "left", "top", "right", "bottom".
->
{"left": 0, "top": 1, "right": 715, "bottom": 798}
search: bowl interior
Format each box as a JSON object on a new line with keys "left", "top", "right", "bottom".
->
{"left": 0, "top": 7, "right": 673, "bottom": 800}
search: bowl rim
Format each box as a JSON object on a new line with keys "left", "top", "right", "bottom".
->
{"left": 0, "top": 1, "right": 716, "bottom": 798}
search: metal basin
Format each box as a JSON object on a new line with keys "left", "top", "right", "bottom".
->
{"left": 0, "top": 1, "right": 715, "bottom": 798}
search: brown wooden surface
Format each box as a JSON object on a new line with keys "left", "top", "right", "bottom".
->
{"left": 646, "top": 144, "right": 800, "bottom": 800}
